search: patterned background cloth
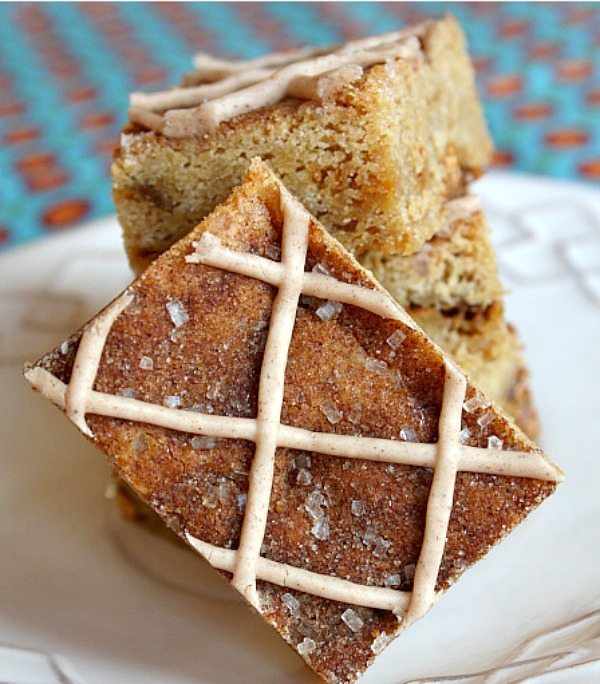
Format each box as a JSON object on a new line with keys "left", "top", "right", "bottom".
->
{"left": 0, "top": 1, "right": 598, "bottom": 252}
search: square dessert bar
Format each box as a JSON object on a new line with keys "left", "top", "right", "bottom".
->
{"left": 113, "top": 15, "right": 492, "bottom": 273}
{"left": 27, "top": 161, "right": 561, "bottom": 683}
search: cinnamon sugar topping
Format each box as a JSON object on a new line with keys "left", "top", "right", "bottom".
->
{"left": 24, "top": 184, "right": 562, "bottom": 628}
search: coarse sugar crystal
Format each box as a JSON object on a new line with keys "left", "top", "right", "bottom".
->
{"left": 341, "top": 608, "right": 364, "bottom": 632}
{"left": 477, "top": 413, "right": 494, "bottom": 428}
{"left": 139, "top": 355, "right": 154, "bottom": 370}
{"left": 320, "top": 400, "right": 343, "bottom": 424}
{"left": 297, "top": 637, "right": 316, "bottom": 656}
{"left": 191, "top": 435, "right": 217, "bottom": 449}
{"left": 384, "top": 573, "right": 402, "bottom": 587}
{"left": 463, "top": 395, "right": 491, "bottom": 414}
{"left": 166, "top": 298, "right": 189, "bottom": 328}
{"left": 400, "top": 426, "right": 418, "bottom": 442}
{"left": 311, "top": 518, "right": 330, "bottom": 540}
{"left": 315, "top": 300, "right": 342, "bottom": 321}
{"left": 282, "top": 592, "right": 300, "bottom": 614}
{"left": 488, "top": 435, "right": 503, "bottom": 450}
{"left": 297, "top": 620, "right": 319, "bottom": 638}
{"left": 296, "top": 468, "right": 313, "bottom": 486}
{"left": 386, "top": 329, "right": 406, "bottom": 350}
{"left": 372, "top": 536, "right": 391, "bottom": 558}
{"left": 312, "top": 263, "right": 330, "bottom": 276}
{"left": 351, "top": 500, "right": 365, "bottom": 517}
{"left": 218, "top": 479, "right": 235, "bottom": 504}
{"left": 459, "top": 427, "right": 471, "bottom": 444}
{"left": 371, "top": 632, "right": 392, "bottom": 655}
{"left": 293, "top": 453, "right": 311, "bottom": 469}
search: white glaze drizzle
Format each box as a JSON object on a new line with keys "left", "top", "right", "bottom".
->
{"left": 24, "top": 366, "right": 562, "bottom": 483}
{"left": 401, "top": 365, "right": 466, "bottom": 624}
{"left": 185, "top": 231, "right": 416, "bottom": 327}
{"left": 65, "top": 291, "right": 133, "bottom": 437}
{"left": 231, "top": 189, "right": 309, "bottom": 606}
{"left": 191, "top": 45, "right": 334, "bottom": 79}
{"left": 130, "top": 67, "right": 274, "bottom": 112}
{"left": 186, "top": 532, "right": 410, "bottom": 612}
{"left": 128, "top": 31, "right": 424, "bottom": 136}
{"left": 287, "top": 64, "right": 364, "bottom": 102}
{"left": 161, "top": 42, "right": 420, "bottom": 138}
{"left": 127, "top": 106, "right": 164, "bottom": 134}
{"left": 25, "top": 188, "right": 562, "bottom": 624}
{"left": 189, "top": 22, "right": 426, "bottom": 79}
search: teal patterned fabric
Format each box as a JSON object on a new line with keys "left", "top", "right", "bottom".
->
{"left": 0, "top": 2, "right": 598, "bottom": 251}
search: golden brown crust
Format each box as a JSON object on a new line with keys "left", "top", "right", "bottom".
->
{"left": 32, "top": 162, "right": 555, "bottom": 683}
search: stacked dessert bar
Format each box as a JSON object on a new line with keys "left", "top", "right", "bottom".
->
{"left": 112, "top": 16, "right": 537, "bottom": 437}
{"left": 27, "top": 159, "right": 561, "bottom": 683}
{"left": 363, "top": 204, "right": 539, "bottom": 437}
{"left": 25, "top": 15, "right": 562, "bottom": 684}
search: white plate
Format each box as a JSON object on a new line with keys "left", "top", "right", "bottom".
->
{"left": 1, "top": 172, "right": 599, "bottom": 684}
